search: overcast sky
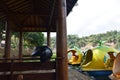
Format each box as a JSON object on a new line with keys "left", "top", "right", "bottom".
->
{"left": 67, "top": 0, "right": 120, "bottom": 37}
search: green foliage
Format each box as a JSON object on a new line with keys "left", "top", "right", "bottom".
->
{"left": 49, "top": 30, "right": 120, "bottom": 50}
{"left": 44, "top": 36, "right": 56, "bottom": 50}
{"left": 51, "top": 53, "right": 56, "bottom": 59}
{"left": 11, "top": 32, "right": 44, "bottom": 49}
{"left": 23, "top": 32, "right": 44, "bottom": 47}
{"left": 10, "top": 30, "right": 120, "bottom": 51}
{"left": 67, "top": 35, "right": 80, "bottom": 48}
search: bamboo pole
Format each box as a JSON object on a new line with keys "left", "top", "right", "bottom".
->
{"left": 56, "top": 0, "right": 68, "bottom": 80}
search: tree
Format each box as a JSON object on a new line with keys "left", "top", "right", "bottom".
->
{"left": 11, "top": 32, "right": 44, "bottom": 49}
{"left": 67, "top": 35, "right": 80, "bottom": 48}
{"left": 24, "top": 32, "right": 44, "bottom": 48}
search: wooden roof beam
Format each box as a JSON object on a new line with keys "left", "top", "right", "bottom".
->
{"left": 31, "top": 0, "right": 36, "bottom": 13}
{"left": 48, "top": 0, "right": 56, "bottom": 28}
{"left": 21, "top": 24, "right": 51, "bottom": 28}
{"left": 13, "top": 10, "right": 54, "bottom": 16}
{"left": 13, "top": 27, "right": 56, "bottom": 32}
{"left": 0, "top": 0, "right": 23, "bottom": 28}
{"left": 0, "top": 0, "right": 10, "bottom": 14}
{"left": 47, "top": 0, "right": 56, "bottom": 46}
{"left": 10, "top": 13, "right": 55, "bottom": 17}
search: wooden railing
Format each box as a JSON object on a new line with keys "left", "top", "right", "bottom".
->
{"left": 0, "top": 58, "right": 56, "bottom": 80}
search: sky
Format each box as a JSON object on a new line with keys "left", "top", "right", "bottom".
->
{"left": 67, "top": 0, "right": 120, "bottom": 37}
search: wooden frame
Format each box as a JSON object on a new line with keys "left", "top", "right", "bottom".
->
{"left": 0, "top": 0, "right": 78, "bottom": 80}
{"left": 0, "top": 59, "right": 56, "bottom": 80}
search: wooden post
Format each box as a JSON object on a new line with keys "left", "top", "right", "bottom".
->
{"left": 47, "top": 31, "right": 50, "bottom": 47}
{"left": 19, "top": 31, "right": 23, "bottom": 61}
{"left": 4, "top": 21, "right": 11, "bottom": 60}
{"left": 56, "top": 0, "right": 68, "bottom": 80}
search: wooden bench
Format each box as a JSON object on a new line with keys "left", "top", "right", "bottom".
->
{"left": 0, "top": 58, "right": 56, "bottom": 80}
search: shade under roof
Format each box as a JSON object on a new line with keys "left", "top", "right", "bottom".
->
{"left": 0, "top": 0, "right": 78, "bottom": 32}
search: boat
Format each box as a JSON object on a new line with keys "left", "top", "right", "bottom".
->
{"left": 67, "top": 41, "right": 119, "bottom": 80}
{"left": 67, "top": 46, "right": 83, "bottom": 65}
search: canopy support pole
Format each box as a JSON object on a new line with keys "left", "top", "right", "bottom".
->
{"left": 4, "top": 21, "right": 11, "bottom": 60}
{"left": 56, "top": 0, "right": 68, "bottom": 80}
{"left": 19, "top": 31, "right": 23, "bottom": 61}
{"left": 47, "top": 31, "right": 50, "bottom": 47}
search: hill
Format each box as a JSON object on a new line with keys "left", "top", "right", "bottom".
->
{"left": 49, "top": 30, "right": 120, "bottom": 50}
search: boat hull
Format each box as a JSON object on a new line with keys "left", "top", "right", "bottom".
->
{"left": 82, "top": 70, "right": 112, "bottom": 80}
